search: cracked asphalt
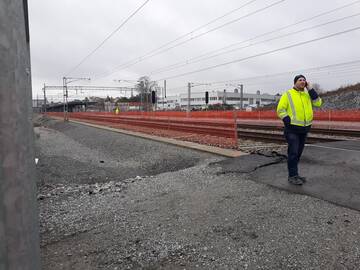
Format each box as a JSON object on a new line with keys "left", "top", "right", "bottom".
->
{"left": 36, "top": 116, "right": 360, "bottom": 269}
{"left": 216, "top": 141, "right": 360, "bottom": 211}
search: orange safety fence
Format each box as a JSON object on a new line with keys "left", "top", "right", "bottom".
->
{"left": 46, "top": 112, "right": 239, "bottom": 149}
{"left": 47, "top": 109, "right": 360, "bottom": 121}
{"left": 313, "top": 110, "right": 360, "bottom": 122}
{"left": 45, "top": 109, "right": 360, "bottom": 148}
{"left": 46, "top": 109, "right": 360, "bottom": 122}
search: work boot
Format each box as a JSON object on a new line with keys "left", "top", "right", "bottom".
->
{"left": 288, "top": 176, "right": 303, "bottom": 185}
{"left": 297, "top": 175, "right": 307, "bottom": 183}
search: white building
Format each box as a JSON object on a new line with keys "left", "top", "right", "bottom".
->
{"left": 158, "top": 89, "right": 278, "bottom": 110}
{"left": 157, "top": 95, "right": 180, "bottom": 110}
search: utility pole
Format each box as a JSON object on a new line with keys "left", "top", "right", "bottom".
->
{"left": 240, "top": 84, "right": 244, "bottom": 110}
{"left": 43, "top": 83, "right": 47, "bottom": 114}
{"left": 63, "top": 77, "right": 67, "bottom": 120}
{"left": 187, "top": 82, "right": 191, "bottom": 116}
{"left": 187, "top": 82, "right": 211, "bottom": 116}
{"left": 145, "top": 89, "right": 147, "bottom": 112}
{"left": 62, "top": 77, "right": 90, "bottom": 121}
{"left": 0, "top": 0, "right": 41, "bottom": 269}
{"left": 163, "top": 80, "right": 167, "bottom": 110}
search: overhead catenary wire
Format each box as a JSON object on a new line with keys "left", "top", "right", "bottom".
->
{"left": 150, "top": 64, "right": 360, "bottom": 94}
{"left": 151, "top": 0, "right": 360, "bottom": 74}
{"left": 164, "top": 59, "right": 360, "bottom": 93}
{"left": 165, "top": 70, "right": 360, "bottom": 95}
{"left": 157, "top": 26, "right": 360, "bottom": 81}
{"left": 227, "top": 70, "right": 360, "bottom": 88}
{"left": 149, "top": 1, "right": 360, "bottom": 74}
{"left": 65, "top": 0, "right": 150, "bottom": 76}
{"left": 94, "top": 0, "right": 287, "bottom": 80}
{"left": 166, "top": 74, "right": 360, "bottom": 94}
{"left": 210, "top": 60, "right": 360, "bottom": 85}
{"left": 92, "top": 0, "right": 262, "bottom": 78}
{"left": 150, "top": 13, "right": 360, "bottom": 75}
{"left": 132, "top": 0, "right": 259, "bottom": 59}
{"left": 168, "top": 66, "right": 360, "bottom": 92}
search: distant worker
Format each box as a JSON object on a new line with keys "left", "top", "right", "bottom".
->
{"left": 115, "top": 107, "right": 119, "bottom": 115}
{"left": 277, "top": 75, "right": 322, "bottom": 185}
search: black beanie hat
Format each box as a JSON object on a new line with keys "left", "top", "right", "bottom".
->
{"left": 294, "top": 74, "right": 306, "bottom": 84}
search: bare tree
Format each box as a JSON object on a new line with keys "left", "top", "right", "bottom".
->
{"left": 136, "top": 76, "right": 158, "bottom": 111}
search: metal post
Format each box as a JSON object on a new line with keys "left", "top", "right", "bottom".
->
{"left": 233, "top": 110, "right": 238, "bottom": 148}
{"left": 43, "top": 83, "right": 47, "bottom": 114}
{"left": 240, "top": 84, "right": 244, "bottom": 110}
{"left": 187, "top": 82, "right": 191, "bottom": 116}
{"left": 163, "top": 80, "right": 167, "bottom": 110}
{"left": 62, "top": 78, "right": 70, "bottom": 121}
{"left": 63, "top": 77, "right": 66, "bottom": 120}
{"left": 0, "top": 0, "right": 41, "bottom": 268}
{"left": 145, "top": 87, "right": 148, "bottom": 112}
{"left": 65, "top": 82, "right": 69, "bottom": 120}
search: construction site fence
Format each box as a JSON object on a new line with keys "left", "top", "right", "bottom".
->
{"left": 47, "top": 109, "right": 360, "bottom": 122}
{"left": 46, "top": 111, "right": 239, "bottom": 148}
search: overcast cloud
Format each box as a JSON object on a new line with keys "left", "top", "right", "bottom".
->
{"left": 29, "top": 0, "right": 360, "bottom": 101}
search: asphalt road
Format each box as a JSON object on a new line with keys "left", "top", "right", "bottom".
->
{"left": 217, "top": 140, "right": 360, "bottom": 211}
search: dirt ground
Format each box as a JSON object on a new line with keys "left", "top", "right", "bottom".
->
{"left": 35, "top": 116, "right": 360, "bottom": 269}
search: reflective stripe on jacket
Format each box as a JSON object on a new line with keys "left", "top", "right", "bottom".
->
{"left": 277, "top": 88, "right": 322, "bottom": 127}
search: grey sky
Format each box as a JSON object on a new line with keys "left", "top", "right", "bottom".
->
{"left": 29, "top": 0, "right": 360, "bottom": 101}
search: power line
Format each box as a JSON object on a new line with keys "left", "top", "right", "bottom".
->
{"left": 65, "top": 0, "right": 150, "bottom": 76}
{"left": 135, "top": 0, "right": 259, "bottom": 58}
{"left": 158, "top": 26, "right": 360, "bottom": 80}
{"left": 234, "top": 70, "right": 360, "bottom": 87}
{"left": 115, "top": 0, "right": 286, "bottom": 71}
{"left": 149, "top": 1, "right": 360, "bottom": 74}
{"left": 165, "top": 60, "right": 360, "bottom": 92}
{"left": 151, "top": 13, "right": 360, "bottom": 75}
{"left": 94, "top": 0, "right": 286, "bottom": 79}
{"left": 211, "top": 64, "right": 360, "bottom": 85}
{"left": 209, "top": 61, "right": 360, "bottom": 87}
{"left": 93, "top": 0, "right": 259, "bottom": 78}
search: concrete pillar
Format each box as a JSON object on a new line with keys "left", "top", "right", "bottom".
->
{"left": 0, "top": 0, "right": 41, "bottom": 269}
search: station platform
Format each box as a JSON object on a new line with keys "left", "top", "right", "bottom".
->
{"left": 216, "top": 140, "right": 360, "bottom": 211}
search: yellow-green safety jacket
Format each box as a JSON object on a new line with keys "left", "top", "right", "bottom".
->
{"left": 277, "top": 88, "right": 322, "bottom": 127}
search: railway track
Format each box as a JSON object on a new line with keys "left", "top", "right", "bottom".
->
{"left": 53, "top": 113, "right": 359, "bottom": 144}
{"left": 237, "top": 130, "right": 339, "bottom": 144}
{"left": 69, "top": 115, "right": 236, "bottom": 138}
{"left": 237, "top": 123, "right": 360, "bottom": 137}
{"left": 237, "top": 123, "right": 359, "bottom": 143}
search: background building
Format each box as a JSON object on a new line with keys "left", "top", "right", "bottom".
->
{"left": 158, "top": 89, "right": 278, "bottom": 110}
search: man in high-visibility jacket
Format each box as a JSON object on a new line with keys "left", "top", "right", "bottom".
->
{"left": 277, "top": 75, "right": 322, "bottom": 185}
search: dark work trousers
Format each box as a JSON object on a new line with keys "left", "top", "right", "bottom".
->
{"left": 284, "top": 131, "right": 307, "bottom": 177}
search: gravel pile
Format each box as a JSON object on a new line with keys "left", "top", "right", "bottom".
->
{"left": 321, "top": 89, "right": 360, "bottom": 110}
